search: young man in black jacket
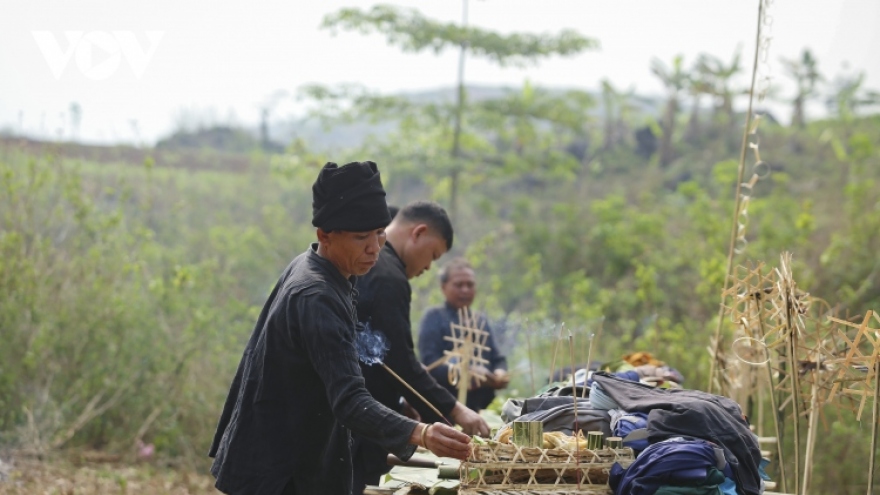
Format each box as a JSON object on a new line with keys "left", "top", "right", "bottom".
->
{"left": 352, "top": 201, "right": 488, "bottom": 494}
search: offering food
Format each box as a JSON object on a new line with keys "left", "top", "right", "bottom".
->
{"left": 493, "top": 426, "right": 590, "bottom": 451}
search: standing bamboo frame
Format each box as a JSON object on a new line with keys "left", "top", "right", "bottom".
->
{"left": 442, "top": 307, "right": 492, "bottom": 403}
{"left": 719, "top": 254, "right": 880, "bottom": 493}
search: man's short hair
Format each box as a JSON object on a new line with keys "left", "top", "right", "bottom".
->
{"left": 397, "top": 201, "right": 454, "bottom": 250}
{"left": 438, "top": 257, "right": 473, "bottom": 285}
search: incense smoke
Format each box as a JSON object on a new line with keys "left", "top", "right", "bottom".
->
{"left": 355, "top": 320, "right": 390, "bottom": 366}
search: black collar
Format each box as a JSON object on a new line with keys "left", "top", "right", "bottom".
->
{"left": 308, "top": 243, "right": 356, "bottom": 290}
{"left": 383, "top": 242, "right": 407, "bottom": 277}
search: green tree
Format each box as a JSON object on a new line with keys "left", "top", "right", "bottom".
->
{"left": 684, "top": 59, "right": 714, "bottom": 144}
{"left": 599, "top": 79, "right": 640, "bottom": 151}
{"left": 826, "top": 71, "right": 880, "bottom": 122}
{"left": 650, "top": 55, "right": 688, "bottom": 166}
{"left": 779, "top": 49, "right": 823, "bottom": 128}
{"left": 317, "top": 2, "right": 598, "bottom": 220}
{"left": 697, "top": 50, "right": 743, "bottom": 126}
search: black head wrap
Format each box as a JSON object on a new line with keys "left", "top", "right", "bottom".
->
{"left": 311, "top": 161, "right": 391, "bottom": 232}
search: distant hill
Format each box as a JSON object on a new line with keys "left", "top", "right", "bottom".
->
{"left": 0, "top": 135, "right": 256, "bottom": 173}
{"left": 4, "top": 84, "right": 664, "bottom": 155}
{"left": 270, "top": 84, "right": 663, "bottom": 151}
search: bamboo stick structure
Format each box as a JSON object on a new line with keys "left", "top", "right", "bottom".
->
{"left": 441, "top": 306, "right": 491, "bottom": 403}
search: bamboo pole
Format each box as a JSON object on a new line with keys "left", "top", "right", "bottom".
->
{"left": 801, "top": 371, "right": 819, "bottom": 495}
{"left": 708, "top": 0, "right": 766, "bottom": 393}
{"left": 868, "top": 359, "right": 880, "bottom": 495}
{"left": 764, "top": 359, "right": 788, "bottom": 493}
{"left": 784, "top": 279, "right": 801, "bottom": 495}
{"left": 752, "top": 295, "right": 788, "bottom": 493}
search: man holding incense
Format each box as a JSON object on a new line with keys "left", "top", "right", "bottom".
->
{"left": 208, "top": 162, "right": 471, "bottom": 495}
{"left": 351, "top": 200, "right": 489, "bottom": 494}
{"left": 419, "top": 257, "right": 509, "bottom": 414}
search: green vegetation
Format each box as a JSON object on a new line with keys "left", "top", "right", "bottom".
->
{"left": 2, "top": 5, "right": 879, "bottom": 494}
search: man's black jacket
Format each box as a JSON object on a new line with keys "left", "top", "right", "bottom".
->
{"left": 351, "top": 244, "right": 459, "bottom": 483}
{"left": 355, "top": 243, "right": 458, "bottom": 419}
{"left": 209, "top": 245, "right": 418, "bottom": 495}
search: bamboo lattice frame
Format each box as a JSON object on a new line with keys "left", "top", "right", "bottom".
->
{"left": 715, "top": 253, "right": 880, "bottom": 493}
{"left": 718, "top": 257, "right": 880, "bottom": 419}
{"left": 444, "top": 308, "right": 492, "bottom": 397}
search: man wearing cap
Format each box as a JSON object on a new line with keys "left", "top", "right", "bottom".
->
{"left": 208, "top": 162, "right": 471, "bottom": 495}
{"left": 350, "top": 201, "right": 489, "bottom": 494}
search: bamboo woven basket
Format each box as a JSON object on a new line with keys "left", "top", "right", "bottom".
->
{"left": 460, "top": 441, "right": 635, "bottom": 494}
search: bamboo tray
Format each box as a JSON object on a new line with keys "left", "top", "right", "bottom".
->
{"left": 460, "top": 442, "right": 635, "bottom": 494}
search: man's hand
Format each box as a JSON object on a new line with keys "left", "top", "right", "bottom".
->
{"left": 468, "top": 365, "right": 490, "bottom": 390}
{"left": 449, "top": 402, "right": 490, "bottom": 437}
{"left": 489, "top": 369, "right": 510, "bottom": 389}
{"left": 468, "top": 366, "right": 510, "bottom": 390}
{"left": 410, "top": 423, "right": 471, "bottom": 460}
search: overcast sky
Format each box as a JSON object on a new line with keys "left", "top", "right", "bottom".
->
{"left": 2, "top": 0, "right": 878, "bottom": 145}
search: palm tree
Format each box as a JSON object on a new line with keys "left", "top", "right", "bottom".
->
{"left": 320, "top": 2, "right": 597, "bottom": 222}
{"left": 650, "top": 55, "right": 688, "bottom": 167}
{"left": 826, "top": 71, "right": 880, "bottom": 122}
{"left": 685, "top": 60, "right": 713, "bottom": 144}
{"left": 697, "top": 50, "right": 743, "bottom": 127}
{"left": 599, "top": 79, "right": 638, "bottom": 151}
{"left": 780, "top": 49, "right": 823, "bottom": 128}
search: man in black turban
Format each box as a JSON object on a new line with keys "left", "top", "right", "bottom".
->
{"left": 209, "top": 161, "right": 472, "bottom": 495}
{"left": 311, "top": 161, "right": 391, "bottom": 232}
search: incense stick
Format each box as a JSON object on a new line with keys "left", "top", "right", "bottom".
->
{"left": 582, "top": 332, "right": 596, "bottom": 399}
{"left": 523, "top": 320, "right": 537, "bottom": 395}
{"left": 548, "top": 323, "right": 565, "bottom": 385}
{"left": 380, "top": 363, "right": 452, "bottom": 426}
{"left": 568, "top": 331, "right": 581, "bottom": 489}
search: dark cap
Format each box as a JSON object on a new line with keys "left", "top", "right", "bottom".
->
{"left": 311, "top": 161, "right": 391, "bottom": 232}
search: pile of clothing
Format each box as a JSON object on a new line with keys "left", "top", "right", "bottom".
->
{"left": 498, "top": 370, "right": 770, "bottom": 495}
{"left": 591, "top": 372, "right": 770, "bottom": 495}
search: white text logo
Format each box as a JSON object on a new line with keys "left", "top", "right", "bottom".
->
{"left": 32, "top": 31, "right": 165, "bottom": 80}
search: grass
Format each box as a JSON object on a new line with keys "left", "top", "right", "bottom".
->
{"left": 0, "top": 452, "right": 217, "bottom": 494}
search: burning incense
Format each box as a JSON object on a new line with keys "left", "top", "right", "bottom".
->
{"left": 355, "top": 321, "right": 453, "bottom": 427}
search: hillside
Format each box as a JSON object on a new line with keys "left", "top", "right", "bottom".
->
{"left": 1, "top": 104, "right": 879, "bottom": 493}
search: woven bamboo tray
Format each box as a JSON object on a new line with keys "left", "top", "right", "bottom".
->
{"left": 460, "top": 442, "right": 635, "bottom": 494}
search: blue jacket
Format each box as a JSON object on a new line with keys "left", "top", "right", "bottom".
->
{"left": 610, "top": 437, "right": 726, "bottom": 495}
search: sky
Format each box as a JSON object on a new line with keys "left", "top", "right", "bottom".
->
{"left": 1, "top": 0, "right": 879, "bottom": 145}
